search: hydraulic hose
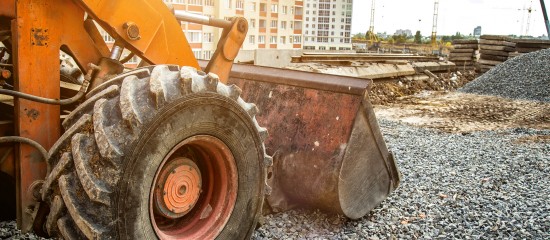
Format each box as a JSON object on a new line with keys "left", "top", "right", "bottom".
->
{"left": 0, "top": 136, "right": 48, "bottom": 161}
{"left": 0, "top": 67, "right": 92, "bottom": 105}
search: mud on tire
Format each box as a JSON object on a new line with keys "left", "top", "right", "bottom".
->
{"left": 40, "top": 65, "right": 271, "bottom": 239}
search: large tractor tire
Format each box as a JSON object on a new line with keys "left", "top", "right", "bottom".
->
{"left": 40, "top": 65, "right": 270, "bottom": 239}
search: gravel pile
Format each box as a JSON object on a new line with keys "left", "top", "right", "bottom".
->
{"left": 460, "top": 49, "right": 550, "bottom": 102}
{"left": 2, "top": 120, "right": 548, "bottom": 239}
{"left": 254, "top": 119, "right": 550, "bottom": 239}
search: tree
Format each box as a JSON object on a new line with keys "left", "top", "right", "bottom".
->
{"left": 414, "top": 31, "right": 422, "bottom": 44}
{"left": 392, "top": 34, "right": 407, "bottom": 44}
{"left": 352, "top": 33, "right": 366, "bottom": 40}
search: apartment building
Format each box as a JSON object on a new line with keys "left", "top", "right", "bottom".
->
{"left": 100, "top": 0, "right": 354, "bottom": 65}
{"left": 302, "top": 0, "right": 353, "bottom": 50}
{"left": 158, "top": 0, "right": 304, "bottom": 60}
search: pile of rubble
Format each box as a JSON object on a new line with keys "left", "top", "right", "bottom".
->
{"left": 478, "top": 35, "right": 516, "bottom": 73}
{"left": 461, "top": 49, "right": 550, "bottom": 102}
{"left": 369, "top": 70, "right": 476, "bottom": 105}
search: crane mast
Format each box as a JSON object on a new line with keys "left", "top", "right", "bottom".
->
{"left": 367, "top": 0, "right": 378, "bottom": 45}
{"left": 431, "top": 0, "right": 439, "bottom": 46}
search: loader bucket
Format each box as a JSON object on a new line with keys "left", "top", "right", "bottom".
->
{"left": 200, "top": 62, "right": 401, "bottom": 219}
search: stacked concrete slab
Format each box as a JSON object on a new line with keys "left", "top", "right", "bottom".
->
{"left": 508, "top": 39, "right": 550, "bottom": 59}
{"left": 477, "top": 35, "right": 516, "bottom": 73}
{"left": 449, "top": 39, "right": 478, "bottom": 69}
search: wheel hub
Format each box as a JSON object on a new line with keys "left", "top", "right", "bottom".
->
{"left": 153, "top": 158, "right": 202, "bottom": 219}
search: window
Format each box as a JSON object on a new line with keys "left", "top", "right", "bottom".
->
{"left": 249, "top": 35, "right": 255, "bottom": 44}
{"left": 270, "top": 36, "right": 277, "bottom": 44}
{"left": 282, "top": 6, "right": 288, "bottom": 14}
{"left": 260, "top": 3, "right": 266, "bottom": 12}
{"left": 202, "top": 51, "right": 212, "bottom": 60}
{"left": 205, "top": 0, "right": 214, "bottom": 6}
{"left": 319, "top": 46, "right": 326, "bottom": 50}
{"left": 249, "top": 2, "right": 256, "bottom": 11}
{"left": 188, "top": 0, "right": 202, "bottom": 5}
{"left": 259, "top": 19, "right": 266, "bottom": 28}
{"left": 192, "top": 50, "right": 201, "bottom": 59}
{"left": 186, "top": 31, "right": 201, "bottom": 43}
{"left": 280, "top": 36, "right": 286, "bottom": 44}
{"left": 203, "top": 33, "right": 213, "bottom": 43}
{"left": 270, "top": 20, "right": 277, "bottom": 28}
{"left": 258, "top": 35, "right": 265, "bottom": 43}
{"left": 281, "top": 21, "right": 286, "bottom": 29}
{"left": 271, "top": 4, "right": 278, "bottom": 13}
{"left": 250, "top": 19, "right": 256, "bottom": 28}
{"left": 293, "top": 35, "right": 302, "bottom": 43}
{"left": 236, "top": 0, "right": 244, "bottom": 9}
{"left": 103, "top": 33, "right": 114, "bottom": 43}
{"left": 304, "top": 46, "right": 315, "bottom": 50}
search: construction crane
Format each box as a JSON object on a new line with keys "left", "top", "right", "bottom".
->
{"left": 522, "top": 0, "right": 535, "bottom": 36}
{"left": 431, "top": 0, "right": 440, "bottom": 47}
{"left": 367, "top": 0, "right": 379, "bottom": 46}
{"left": 542, "top": 0, "right": 550, "bottom": 37}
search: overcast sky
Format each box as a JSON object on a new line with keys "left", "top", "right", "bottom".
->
{"left": 352, "top": 0, "right": 549, "bottom": 37}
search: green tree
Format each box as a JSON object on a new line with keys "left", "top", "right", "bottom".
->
{"left": 414, "top": 31, "right": 422, "bottom": 44}
{"left": 392, "top": 34, "right": 407, "bottom": 44}
{"left": 352, "top": 33, "right": 366, "bottom": 39}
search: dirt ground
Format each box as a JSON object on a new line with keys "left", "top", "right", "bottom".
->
{"left": 373, "top": 91, "right": 550, "bottom": 141}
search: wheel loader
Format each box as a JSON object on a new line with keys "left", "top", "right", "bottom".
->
{"left": 0, "top": 0, "right": 400, "bottom": 239}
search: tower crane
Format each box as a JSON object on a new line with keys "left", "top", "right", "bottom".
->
{"left": 367, "top": 0, "right": 379, "bottom": 46}
{"left": 431, "top": 0, "right": 440, "bottom": 47}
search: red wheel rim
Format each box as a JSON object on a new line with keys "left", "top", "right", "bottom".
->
{"left": 150, "top": 135, "right": 238, "bottom": 239}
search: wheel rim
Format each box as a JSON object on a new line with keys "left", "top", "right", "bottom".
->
{"left": 150, "top": 135, "right": 238, "bottom": 239}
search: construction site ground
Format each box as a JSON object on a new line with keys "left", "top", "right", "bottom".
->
{"left": 374, "top": 91, "right": 550, "bottom": 136}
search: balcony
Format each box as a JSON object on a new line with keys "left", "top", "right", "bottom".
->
{"left": 259, "top": 27, "right": 266, "bottom": 33}
{"left": 293, "top": 29, "right": 302, "bottom": 34}
{"left": 295, "top": 1, "right": 303, "bottom": 6}
{"left": 270, "top": 44, "right": 277, "bottom": 49}
{"left": 270, "top": 28, "right": 277, "bottom": 34}
{"left": 293, "top": 44, "right": 302, "bottom": 49}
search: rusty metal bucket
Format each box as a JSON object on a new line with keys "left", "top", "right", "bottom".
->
{"left": 200, "top": 62, "right": 401, "bottom": 219}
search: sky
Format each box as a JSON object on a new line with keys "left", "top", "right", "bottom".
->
{"left": 351, "top": 0, "right": 549, "bottom": 37}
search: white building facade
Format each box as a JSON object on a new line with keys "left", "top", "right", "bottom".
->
{"left": 302, "top": 0, "right": 353, "bottom": 50}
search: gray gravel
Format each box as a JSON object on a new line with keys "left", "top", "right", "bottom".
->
{"left": 2, "top": 120, "right": 549, "bottom": 239}
{"left": 253, "top": 119, "right": 550, "bottom": 239}
{"left": 460, "top": 48, "right": 550, "bottom": 102}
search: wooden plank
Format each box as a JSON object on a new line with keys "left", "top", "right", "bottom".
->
{"left": 479, "top": 45, "right": 515, "bottom": 52}
{"left": 480, "top": 35, "right": 512, "bottom": 41}
{"left": 452, "top": 44, "right": 479, "bottom": 49}
{"left": 452, "top": 39, "right": 478, "bottom": 44}
{"left": 450, "top": 48, "right": 475, "bottom": 53}
{"left": 480, "top": 54, "right": 509, "bottom": 62}
{"left": 479, "top": 39, "right": 516, "bottom": 47}
{"left": 516, "top": 47, "right": 545, "bottom": 53}
{"left": 478, "top": 59, "right": 504, "bottom": 66}
{"left": 449, "top": 56, "right": 474, "bottom": 61}
{"left": 479, "top": 50, "right": 510, "bottom": 56}
{"left": 449, "top": 52, "right": 474, "bottom": 57}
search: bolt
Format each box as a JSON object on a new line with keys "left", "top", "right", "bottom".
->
{"left": 237, "top": 19, "right": 247, "bottom": 33}
{"left": 123, "top": 22, "right": 141, "bottom": 41}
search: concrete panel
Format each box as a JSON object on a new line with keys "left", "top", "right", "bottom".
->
{"left": 254, "top": 49, "right": 303, "bottom": 68}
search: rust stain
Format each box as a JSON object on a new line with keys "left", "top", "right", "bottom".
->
{"left": 25, "top": 108, "right": 39, "bottom": 121}
{"left": 31, "top": 28, "right": 49, "bottom": 46}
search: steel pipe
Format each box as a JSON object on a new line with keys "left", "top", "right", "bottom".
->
{"left": 174, "top": 10, "right": 233, "bottom": 29}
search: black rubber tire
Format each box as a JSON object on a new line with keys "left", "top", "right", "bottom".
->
{"left": 40, "top": 65, "right": 270, "bottom": 239}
